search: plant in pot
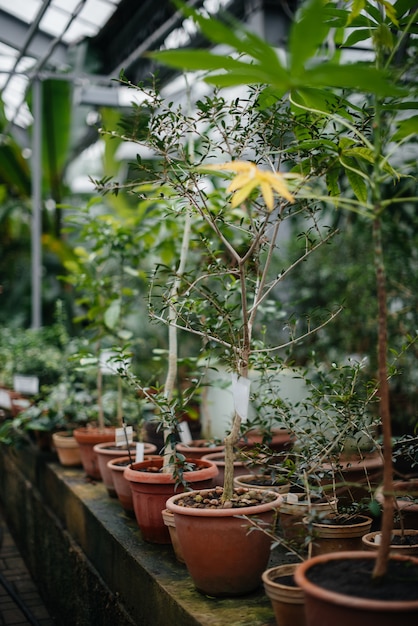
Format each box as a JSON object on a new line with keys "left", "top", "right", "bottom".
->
{"left": 151, "top": 0, "right": 418, "bottom": 616}
{"left": 104, "top": 53, "right": 344, "bottom": 595}
{"left": 63, "top": 207, "right": 147, "bottom": 479}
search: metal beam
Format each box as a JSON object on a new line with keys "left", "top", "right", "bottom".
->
{"left": 0, "top": 9, "right": 67, "bottom": 68}
{"left": 31, "top": 78, "right": 42, "bottom": 329}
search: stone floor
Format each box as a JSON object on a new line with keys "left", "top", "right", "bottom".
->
{"left": 0, "top": 506, "right": 56, "bottom": 626}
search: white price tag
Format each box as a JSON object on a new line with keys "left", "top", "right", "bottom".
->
{"left": 135, "top": 442, "right": 145, "bottom": 463}
{"left": 178, "top": 421, "right": 192, "bottom": 444}
{"left": 231, "top": 373, "right": 251, "bottom": 422}
{"left": 115, "top": 426, "right": 133, "bottom": 447}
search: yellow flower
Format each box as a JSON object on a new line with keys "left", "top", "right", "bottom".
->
{"left": 205, "top": 161, "right": 296, "bottom": 211}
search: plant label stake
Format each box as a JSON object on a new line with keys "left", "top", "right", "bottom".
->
{"left": 135, "top": 443, "right": 144, "bottom": 463}
{"left": 115, "top": 425, "right": 133, "bottom": 447}
{"left": 178, "top": 421, "right": 192, "bottom": 444}
{"left": 232, "top": 374, "right": 251, "bottom": 422}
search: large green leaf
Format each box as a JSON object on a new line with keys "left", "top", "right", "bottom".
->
{"left": 289, "top": 0, "right": 331, "bottom": 76}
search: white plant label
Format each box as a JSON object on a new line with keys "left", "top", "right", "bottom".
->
{"left": 231, "top": 373, "right": 251, "bottom": 422}
{"left": 115, "top": 426, "right": 133, "bottom": 447}
{"left": 0, "top": 389, "right": 12, "bottom": 409}
{"left": 286, "top": 492, "right": 299, "bottom": 504}
{"left": 374, "top": 533, "right": 382, "bottom": 545}
{"left": 135, "top": 442, "right": 145, "bottom": 462}
{"left": 13, "top": 375, "right": 39, "bottom": 395}
{"left": 178, "top": 421, "right": 192, "bottom": 444}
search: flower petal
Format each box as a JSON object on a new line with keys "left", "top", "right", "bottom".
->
{"left": 260, "top": 181, "right": 274, "bottom": 211}
{"left": 230, "top": 180, "right": 258, "bottom": 207}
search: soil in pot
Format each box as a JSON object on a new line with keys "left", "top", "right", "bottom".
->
{"left": 295, "top": 551, "right": 418, "bottom": 626}
{"left": 362, "top": 529, "right": 418, "bottom": 555}
{"left": 166, "top": 486, "right": 283, "bottom": 596}
{"left": 262, "top": 563, "right": 306, "bottom": 626}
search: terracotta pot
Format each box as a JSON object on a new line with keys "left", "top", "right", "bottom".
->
{"left": 166, "top": 487, "right": 283, "bottom": 596}
{"left": 234, "top": 473, "right": 290, "bottom": 494}
{"left": 94, "top": 441, "right": 157, "bottom": 497}
{"left": 201, "top": 451, "right": 249, "bottom": 487}
{"left": 107, "top": 455, "right": 160, "bottom": 515}
{"left": 52, "top": 431, "right": 82, "bottom": 467}
{"left": 294, "top": 551, "right": 418, "bottom": 626}
{"left": 262, "top": 563, "right": 306, "bottom": 626}
{"left": 123, "top": 457, "right": 218, "bottom": 543}
{"left": 320, "top": 451, "right": 383, "bottom": 506}
{"left": 362, "top": 529, "right": 418, "bottom": 556}
{"left": 237, "top": 427, "right": 293, "bottom": 453}
{"left": 303, "top": 514, "right": 373, "bottom": 556}
{"left": 279, "top": 493, "right": 338, "bottom": 546}
{"left": 73, "top": 427, "right": 116, "bottom": 479}
{"left": 162, "top": 508, "right": 185, "bottom": 563}
{"left": 176, "top": 439, "right": 225, "bottom": 459}
{"left": 375, "top": 480, "right": 418, "bottom": 529}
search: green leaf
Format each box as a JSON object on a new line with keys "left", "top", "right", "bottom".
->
{"left": 148, "top": 49, "right": 252, "bottom": 72}
{"left": 326, "top": 166, "right": 341, "bottom": 196}
{"left": 291, "top": 87, "right": 353, "bottom": 119}
{"left": 344, "top": 164, "right": 369, "bottom": 203}
{"left": 104, "top": 300, "right": 121, "bottom": 330}
{"left": 393, "top": 115, "right": 418, "bottom": 140}
{"left": 289, "top": 0, "right": 331, "bottom": 75}
{"left": 343, "top": 28, "right": 373, "bottom": 47}
{"left": 304, "top": 64, "right": 405, "bottom": 96}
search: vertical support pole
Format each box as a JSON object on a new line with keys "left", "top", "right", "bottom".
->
{"left": 31, "top": 78, "right": 42, "bottom": 328}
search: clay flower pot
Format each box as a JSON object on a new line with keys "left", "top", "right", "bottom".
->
{"left": 279, "top": 492, "right": 338, "bottom": 546}
{"left": 294, "top": 551, "right": 418, "bottom": 626}
{"left": 166, "top": 487, "right": 283, "bottom": 596}
{"left": 320, "top": 450, "right": 383, "bottom": 506}
{"left": 94, "top": 441, "right": 157, "bottom": 497}
{"left": 107, "top": 455, "right": 160, "bottom": 515}
{"left": 236, "top": 427, "right": 293, "bottom": 453}
{"left": 123, "top": 457, "right": 218, "bottom": 544}
{"left": 234, "top": 473, "right": 290, "bottom": 494}
{"left": 375, "top": 479, "right": 418, "bottom": 529}
{"left": 303, "top": 514, "right": 373, "bottom": 556}
{"left": 52, "top": 431, "right": 82, "bottom": 467}
{"left": 201, "top": 451, "right": 249, "bottom": 486}
{"left": 262, "top": 563, "right": 306, "bottom": 626}
{"left": 73, "top": 427, "right": 116, "bottom": 479}
{"left": 162, "top": 508, "right": 185, "bottom": 563}
{"left": 175, "top": 439, "right": 225, "bottom": 459}
{"left": 362, "top": 529, "right": 418, "bottom": 556}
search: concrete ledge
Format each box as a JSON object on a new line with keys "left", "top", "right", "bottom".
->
{"left": 0, "top": 445, "right": 277, "bottom": 625}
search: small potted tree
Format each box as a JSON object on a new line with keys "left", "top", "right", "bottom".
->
{"left": 150, "top": 0, "right": 418, "bottom": 612}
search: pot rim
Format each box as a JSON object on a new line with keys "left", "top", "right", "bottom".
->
{"left": 166, "top": 487, "right": 283, "bottom": 517}
{"left": 294, "top": 550, "right": 418, "bottom": 610}
{"left": 123, "top": 457, "right": 218, "bottom": 484}
{"left": 303, "top": 514, "right": 373, "bottom": 529}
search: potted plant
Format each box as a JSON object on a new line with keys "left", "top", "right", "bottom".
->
{"left": 151, "top": 0, "right": 418, "bottom": 614}
{"left": 63, "top": 208, "right": 146, "bottom": 478}
{"left": 109, "top": 56, "right": 340, "bottom": 595}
